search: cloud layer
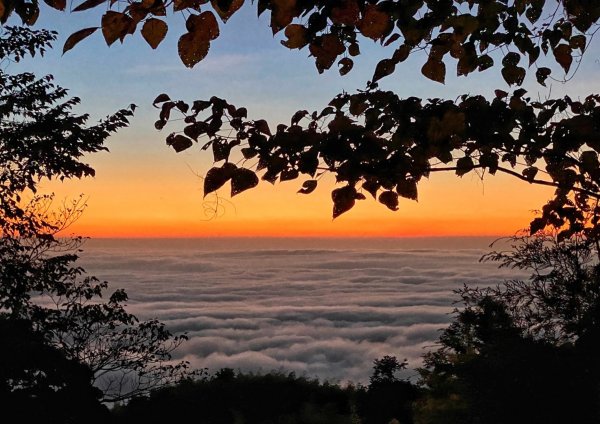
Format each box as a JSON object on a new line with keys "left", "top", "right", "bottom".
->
{"left": 79, "top": 238, "right": 525, "bottom": 384}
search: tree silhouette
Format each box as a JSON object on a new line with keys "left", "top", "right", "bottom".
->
{"left": 0, "top": 26, "right": 194, "bottom": 416}
{"left": 415, "top": 231, "right": 600, "bottom": 424}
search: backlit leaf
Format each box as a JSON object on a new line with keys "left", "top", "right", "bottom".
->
{"left": 282, "top": 24, "right": 307, "bottom": 49}
{"left": 211, "top": 0, "right": 243, "bottom": 23}
{"left": 141, "top": 18, "right": 167, "bottom": 49}
{"left": 101, "top": 11, "right": 132, "bottom": 46}
{"left": 72, "top": 0, "right": 105, "bottom": 12}
{"left": 63, "top": 27, "right": 98, "bottom": 54}
{"left": 358, "top": 4, "right": 392, "bottom": 40}
{"left": 178, "top": 32, "right": 210, "bottom": 68}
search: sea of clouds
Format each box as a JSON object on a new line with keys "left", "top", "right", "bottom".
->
{"left": 78, "top": 237, "right": 526, "bottom": 384}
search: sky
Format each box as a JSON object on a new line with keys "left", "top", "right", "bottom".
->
{"left": 8, "top": 3, "right": 600, "bottom": 238}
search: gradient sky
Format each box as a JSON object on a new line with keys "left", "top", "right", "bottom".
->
{"left": 9, "top": 4, "right": 600, "bottom": 237}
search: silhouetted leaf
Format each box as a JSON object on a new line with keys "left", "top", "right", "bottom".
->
{"left": 63, "top": 27, "right": 98, "bottom": 54}
{"left": 298, "top": 179, "right": 317, "bottom": 194}
{"left": 522, "top": 166, "right": 538, "bottom": 181}
{"left": 167, "top": 134, "right": 193, "bottom": 152}
{"left": 372, "top": 59, "right": 396, "bottom": 83}
{"left": 153, "top": 94, "right": 171, "bottom": 106}
{"left": 378, "top": 190, "right": 398, "bottom": 211}
{"left": 570, "top": 34, "right": 586, "bottom": 51}
{"left": 141, "top": 18, "right": 167, "bottom": 49}
{"left": 501, "top": 65, "right": 526, "bottom": 86}
{"left": 529, "top": 217, "right": 546, "bottom": 235}
{"left": 553, "top": 44, "right": 573, "bottom": 73}
{"left": 422, "top": 58, "right": 445, "bottom": 83}
{"left": 254, "top": 119, "right": 271, "bottom": 136}
{"left": 43, "top": 0, "right": 67, "bottom": 11}
{"left": 231, "top": 167, "right": 258, "bottom": 196}
{"left": 396, "top": 180, "right": 418, "bottom": 201}
{"left": 331, "top": 0, "right": 360, "bottom": 25}
{"left": 332, "top": 186, "right": 357, "bottom": 218}
{"left": 204, "top": 163, "right": 237, "bottom": 196}
{"left": 536, "top": 67, "right": 551, "bottom": 86}
{"left": 362, "top": 180, "right": 379, "bottom": 198}
{"left": 338, "top": 57, "right": 353, "bottom": 76}
{"left": 456, "top": 157, "right": 475, "bottom": 176}
{"left": 72, "top": 0, "right": 105, "bottom": 12}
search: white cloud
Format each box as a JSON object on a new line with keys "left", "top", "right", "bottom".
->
{"left": 79, "top": 238, "right": 525, "bottom": 384}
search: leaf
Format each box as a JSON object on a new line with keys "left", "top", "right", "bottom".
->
{"left": 254, "top": 119, "right": 272, "bottom": 136}
{"left": 204, "top": 163, "right": 237, "bottom": 196}
{"left": 43, "top": 0, "right": 67, "bottom": 11}
{"left": 372, "top": 59, "right": 396, "bottom": 83}
{"left": 553, "top": 44, "right": 573, "bottom": 74}
{"left": 298, "top": 179, "right": 317, "bottom": 194}
{"left": 378, "top": 190, "right": 399, "bottom": 211}
{"left": 166, "top": 134, "right": 194, "bottom": 152}
{"left": 332, "top": 186, "right": 357, "bottom": 218}
{"left": 421, "top": 58, "right": 445, "bottom": 84}
{"left": 173, "top": 0, "right": 204, "bottom": 11}
{"left": 570, "top": 34, "right": 586, "bottom": 51}
{"left": 270, "top": 0, "right": 296, "bottom": 34}
{"left": 231, "top": 168, "right": 259, "bottom": 196}
{"left": 501, "top": 65, "right": 526, "bottom": 86}
{"left": 152, "top": 93, "right": 171, "bottom": 106}
{"left": 396, "top": 180, "right": 418, "bottom": 201}
{"left": 187, "top": 11, "right": 220, "bottom": 41}
{"left": 522, "top": 166, "right": 538, "bottom": 182}
{"left": 211, "top": 0, "right": 244, "bottom": 23}
{"left": 178, "top": 32, "right": 210, "bottom": 68}
{"left": 358, "top": 4, "right": 392, "bottom": 40}
{"left": 535, "top": 67, "right": 551, "bottom": 86}
{"left": 141, "top": 18, "right": 168, "bottom": 49}
{"left": 72, "top": 0, "right": 105, "bottom": 12}
{"left": 281, "top": 24, "right": 307, "bottom": 49}
{"left": 331, "top": 0, "right": 360, "bottom": 26}
{"left": 456, "top": 156, "right": 474, "bottom": 176}
{"left": 101, "top": 11, "right": 133, "bottom": 46}
{"left": 280, "top": 168, "right": 299, "bottom": 181}
{"left": 63, "top": 27, "right": 98, "bottom": 54}
{"left": 362, "top": 180, "right": 379, "bottom": 198}
{"left": 529, "top": 217, "right": 546, "bottom": 235}
{"left": 338, "top": 57, "right": 353, "bottom": 76}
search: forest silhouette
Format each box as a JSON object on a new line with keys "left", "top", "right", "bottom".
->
{"left": 2, "top": 1, "right": 600, "bottom": 422}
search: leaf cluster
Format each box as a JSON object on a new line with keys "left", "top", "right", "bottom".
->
{"left": 156, "top": 89, "right": 600, "bottom": 235}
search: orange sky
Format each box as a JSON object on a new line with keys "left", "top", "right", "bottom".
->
{"left": 42, "top": 135, "right": 554, "bottom": 238}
